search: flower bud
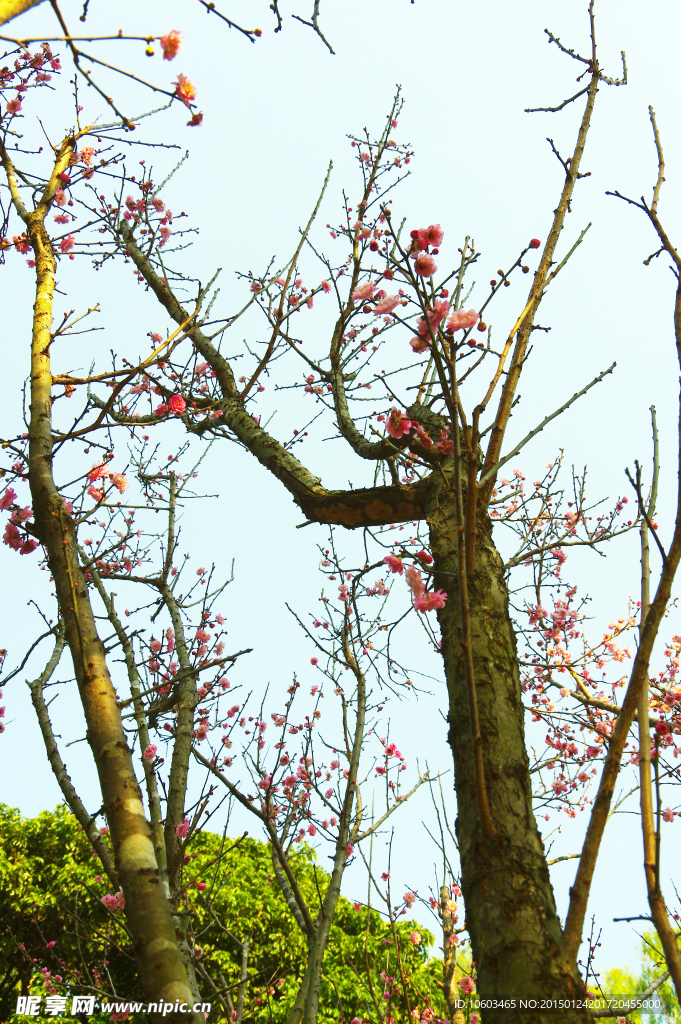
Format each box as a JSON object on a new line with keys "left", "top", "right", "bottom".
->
{"left": 477, "top": 321, "right": 487, "bottom": 332}
{"left": 529, "top": 238, "right": 541, "bottom": 248}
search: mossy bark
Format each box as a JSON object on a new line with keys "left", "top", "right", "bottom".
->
{"left": 427, "top": 472, "right": 590, "bottom": 1022}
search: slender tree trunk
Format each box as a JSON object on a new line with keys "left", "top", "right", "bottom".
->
{"left": 25, "top": 173, "right": 197, "bottom": 1022}
{"left": 427, "top": 472, "right": 590, "bottom": 1022}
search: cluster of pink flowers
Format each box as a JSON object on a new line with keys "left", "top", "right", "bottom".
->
{"left": 3, "top": 43, "right": 59, "bottom": 118}
{"left": 154, "top": 392, "right": 187, "bottom": 417}
{"left": 410, "top": 224, "right": 444, "bottom": 251}
{"left": 86, "top": 462, "right": 128, "bottom": 503}
{"left": 100, "top": 888, "right": 125, "bottom": 911}
{"left": 382, "top": 407, "right": 454, "bottom": 456}
{"left": 383, "top": 554, "right": 447, "bottom": 613}
{"left": 408, "top": 224, "right": 444, "bottom": 278}
{"left": 1, "top": 487, "right": 38, "bottom": 554}
{"left": 409, "top": 304, "right": 479, "bottom": 353}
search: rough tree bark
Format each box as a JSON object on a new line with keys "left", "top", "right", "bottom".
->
{"left": 428, "top": 472, "right": 591, "bottom": 1021}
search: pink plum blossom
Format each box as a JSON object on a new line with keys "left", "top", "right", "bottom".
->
{"left": 168, "top": 393, "right": 187, "bottom": 415}
{"left": 410, "top": 335, "right": 430, "bottom": 354}
{"left": 413, "top": 589, "right": 448, "bottom": 612}
{"left": 459, "top": 977, "right": 475, "bottom": 995}
{"left": 374, "top": 294, "right": 400, "bottom": 314}
{"left": 160, "top": 30, "right": 183, "bottom": 60}
{"left": 351, "top": 280, "right": 376, "bottom": 302}
{"left": 143, "top": 744, "right": 157, "bottom": 762}
{"left": 3, "top": 523, "right": 21, "bottom": 550}
{"left": 425, "top": 223, "right": 444, "bottom": 246}
{"left": 434, "top": 430, "right": 454, "bottom": 455}
{"left": 386, "top": 408, "right": 412, "bottom": 439}
{"left": 87, "top": 462, "right": 108, "bottom": 482}
{"left": 10, "top": 505, "right": 33, "bottom": 524}
{"left": 405, "top": 566, "right": 425, "bottom": 598}
{"left": 174, "top": 74, "right": 196, "bottom": 108}
{"left": 0, "top": 487, "right": 16, "bottom": 511}
{"left": 414, "top": 252, "right": 437, "bottom": 277}
{"left": 416, "top": 298, "right": 450, "bottom": 336}
{"left": 101, "top": 888, "right": 125, "bottom": 912}
{"left": 109, "top": 473, "right": 128, "bottom": 494}
{"left": 59, "top": 234, "right": 75, "bottom": 253}
{"left": 410, "top": 931, "right": 421, "bottom": 945}
{"left": 175, "top": 818, "right": 190, "bottom": 839}
{"left": 410, "top": 224, "right": 444, "bottom": 250}
{"left": 446, "top": 308, "right": 479, "bottom": 333}
{"left": 411, "top": 422, "right": 433, "bottom": 448}
{"left": 383, "top": 554, "right": 404, "bottom": 574}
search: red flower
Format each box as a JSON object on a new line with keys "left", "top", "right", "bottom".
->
{"left": 168, "top": 393, "right": 187, "bottom": 415}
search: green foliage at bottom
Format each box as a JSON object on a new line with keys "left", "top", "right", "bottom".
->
{"left": 0, "top": 804, "right": 447, "bottom": 1022}
{"left": 601, "top": 932, "right": 679, "bottom": 1024}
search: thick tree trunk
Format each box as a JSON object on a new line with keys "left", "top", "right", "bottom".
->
{"left": 427, "top": 473, "right": 590, "bottom": 1022}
